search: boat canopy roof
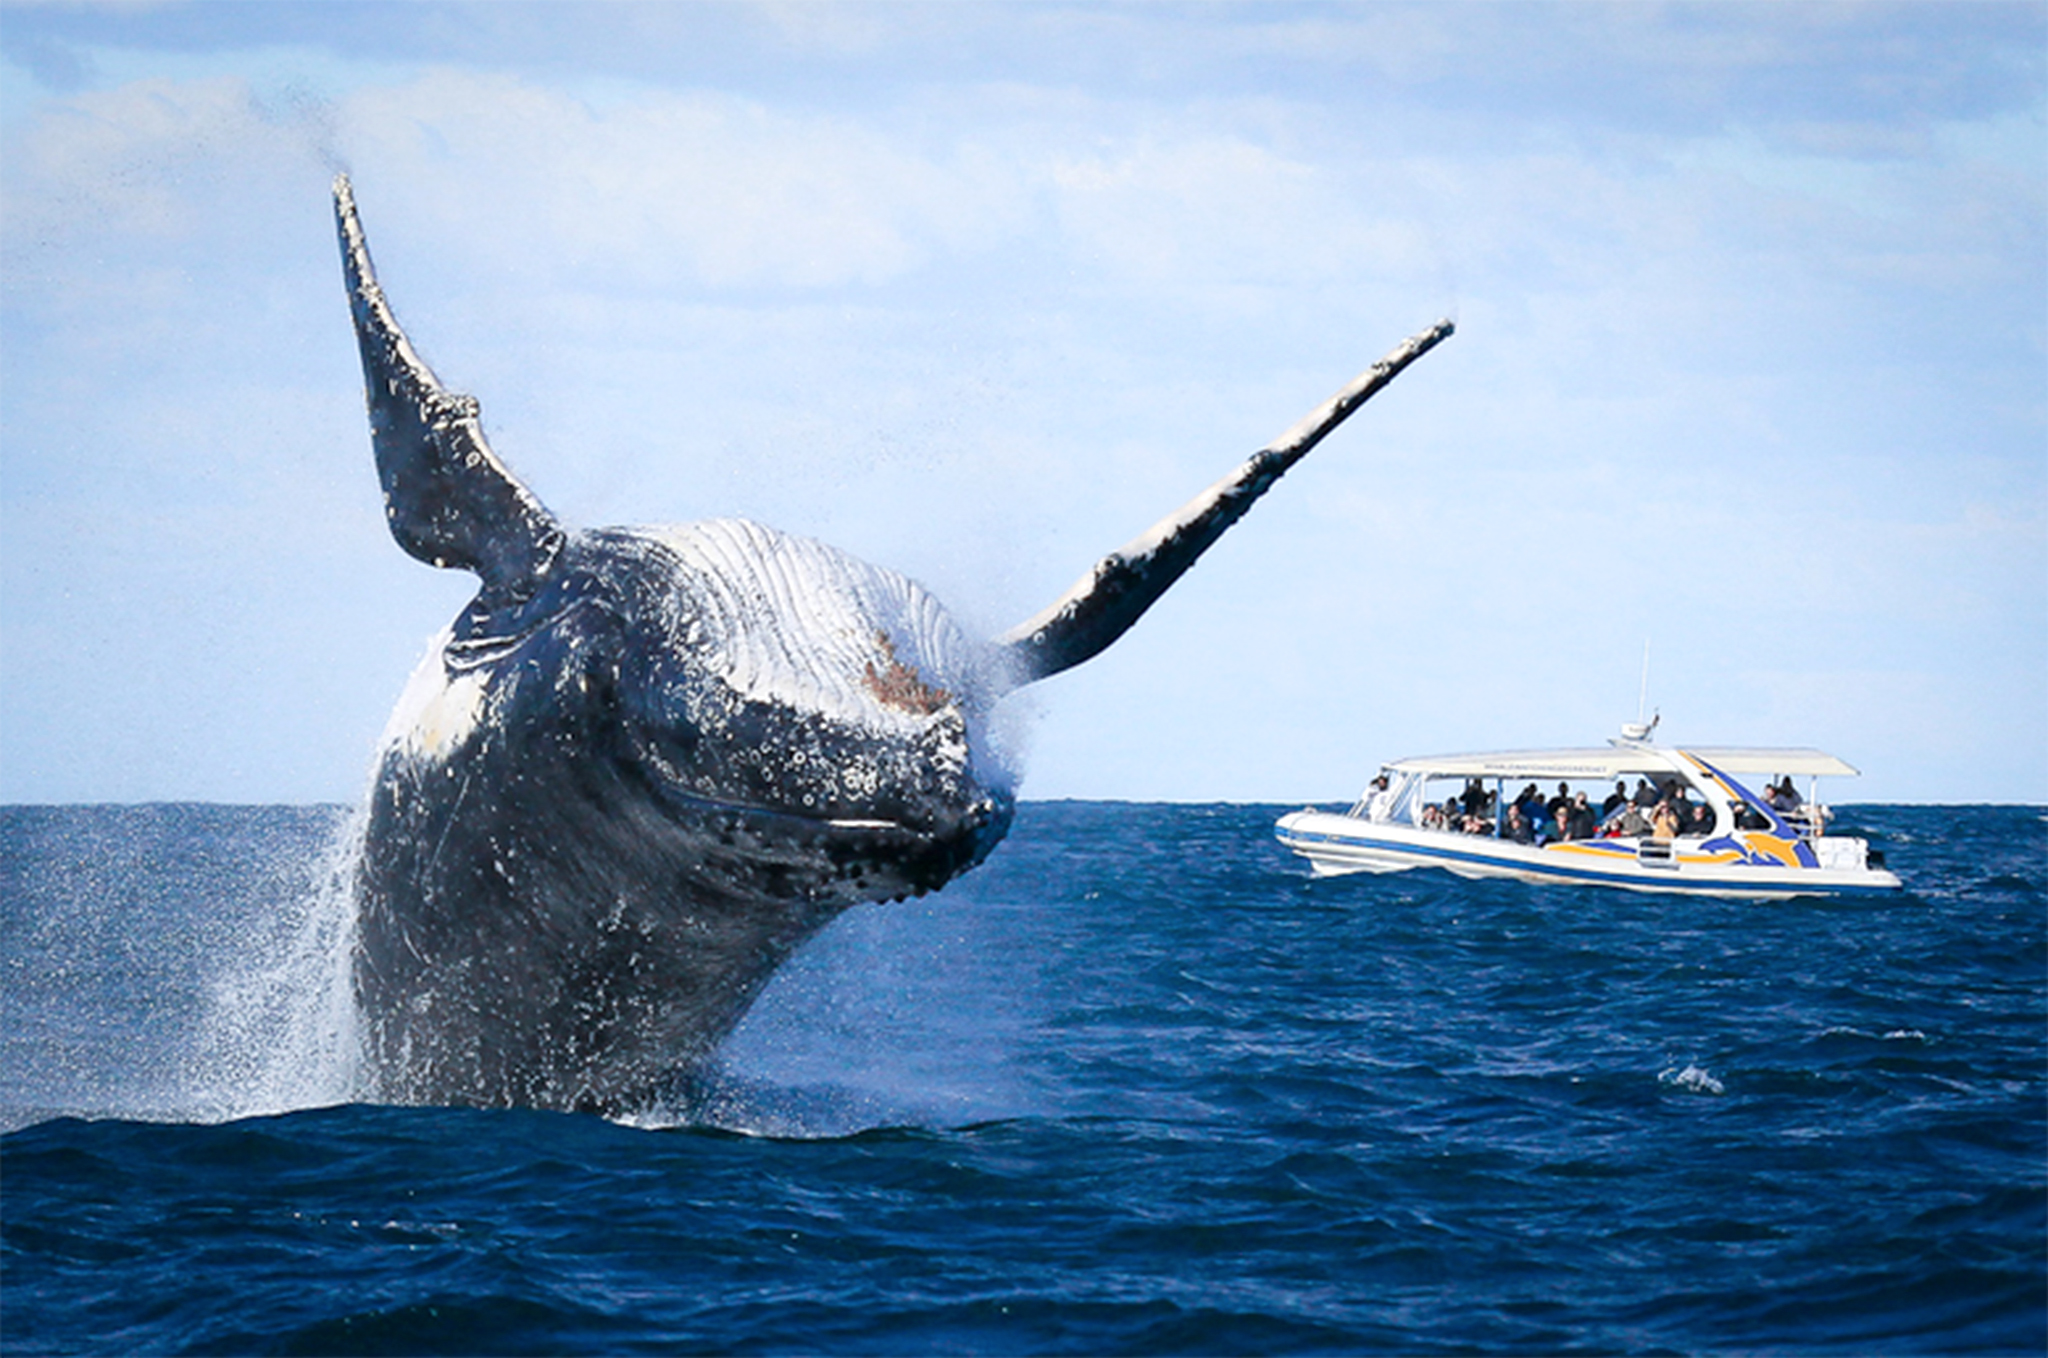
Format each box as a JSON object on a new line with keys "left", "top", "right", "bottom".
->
{"left": 1683, "top": 748, "right": 1861, "bottom": 777}
{"left": 1381, "top": 746, "right": 1860, "bottom": 781}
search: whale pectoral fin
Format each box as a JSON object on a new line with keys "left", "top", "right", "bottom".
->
{"left": 992, "top": 319, "right": 1453, "bottom": 684}
{"left": 334, "top": 175, "right": 564, "bottom": 603}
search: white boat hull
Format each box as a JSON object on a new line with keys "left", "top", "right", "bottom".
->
{"left": 1275, "top": 810, "right": 1902, "bottom": 900}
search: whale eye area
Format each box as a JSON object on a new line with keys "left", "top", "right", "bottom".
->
{"left": 863, "top": 631, "right": 951, "bottom": 716}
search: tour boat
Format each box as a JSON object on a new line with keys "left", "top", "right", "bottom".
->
{"left": 1274, "top": 727, "right": 1902, "bottom": 899}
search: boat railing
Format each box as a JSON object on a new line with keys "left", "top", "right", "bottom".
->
{"left": 1780, "top": 803, "right": 1830, "bottom": 840}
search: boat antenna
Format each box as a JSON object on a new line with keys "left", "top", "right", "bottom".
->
{"left": 1620, "top": 642, "right": 1659, "bottom": 743}
{"left": 1637, "top": 640, "right": 1650, "bottom": 725}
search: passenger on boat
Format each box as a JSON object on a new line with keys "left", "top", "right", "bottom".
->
{"left": 1733, "top": 799, "right": 1771, "bottom": 830}
{"left": 1767, "top": 777, "right": 1801, "bottom": 813}
{"left": 1611, "top": 802, "right": 1652, "bottom": 837}
{"left": 1689, "top": 801, "right": 1717, "bottom": 835}
{"left": 1602, "top": 781, "right": 1629, "bottom": 817}
{"left": 1564, "top": 793, "right": 1599, "bottom": 841}
{"left": 1363, "top": 774, "right": 1395, "bottom": 821}
{"left": 1504, "top": 804, "right": 1535, "bottom": 844}
{"left": 1425, "top": 799, "right": 1492, "bottom": 836}
{"left": 1461, "top": 778, "right": 1493, "bottom": 820}
{"left": 1631, "top": 778, "right": 1659, "bottom": 809}
{"left": 1651, "top": 801, "right": 1682, "bottom": 842}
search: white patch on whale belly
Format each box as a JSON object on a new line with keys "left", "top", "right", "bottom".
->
{"left": 379, "top": 628, "right": 487, "bottom": 762}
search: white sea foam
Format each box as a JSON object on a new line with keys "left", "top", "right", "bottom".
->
{"left": 1817, "top": 1025, "right": 1930, "bottom": 1044}
{"left": 1659, "top": 1063, "right": 1726, "bottom": 1096}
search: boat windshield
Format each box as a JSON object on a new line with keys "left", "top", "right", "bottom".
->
{"left": 1350, "top": 770, "right": 1419, "bottom": 823}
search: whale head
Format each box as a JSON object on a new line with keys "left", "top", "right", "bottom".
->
{"left": 379, "top": 515, "right": 1018, "bottom": 910}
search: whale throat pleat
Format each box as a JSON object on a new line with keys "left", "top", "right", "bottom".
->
{"left": 994, "top": 319, "right": 1453, "bottom": 683}
{"left": 639, "top": 520, "right": 974, "bottom": 729}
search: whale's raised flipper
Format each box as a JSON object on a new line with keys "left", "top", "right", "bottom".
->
{"left": 335, "top": 175, "right": 564, "bottom": 604}
{"left": 994, "top": 318, "right": 1453, "bottom": 683}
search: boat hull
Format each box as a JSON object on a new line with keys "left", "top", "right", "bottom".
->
{"left": 1275, "top": 810, "right": 1902, "bottom": 900}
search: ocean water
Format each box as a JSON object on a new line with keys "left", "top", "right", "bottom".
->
{"left": 2, "top": 801, "right": 2042, "bottom": 1354}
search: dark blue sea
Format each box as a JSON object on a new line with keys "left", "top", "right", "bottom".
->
{"left": 3, "top": 802, "right": 2042, "bottom": 1355}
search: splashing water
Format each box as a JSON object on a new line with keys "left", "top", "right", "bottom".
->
{"left": 0, "top": 805, "right": 367, "bottom": 1130}
{"left": 188, "top": 810, "right": 365, "bottom": 1120}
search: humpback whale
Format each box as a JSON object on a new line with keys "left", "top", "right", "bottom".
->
{"left": 333, "top": 175, "right": 1451, "bottom": 1112}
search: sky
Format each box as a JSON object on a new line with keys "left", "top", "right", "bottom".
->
{"left": 1, "top": 1, "right": 2042, "bottom": 806}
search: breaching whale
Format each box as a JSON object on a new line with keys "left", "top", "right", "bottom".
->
{"left": 333, "top": 174, "right": 1451, "bottom": 1112}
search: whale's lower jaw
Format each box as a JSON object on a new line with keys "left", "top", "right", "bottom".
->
{"left": 352, "top": 747, "right": 1013, "bottom": 1114}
